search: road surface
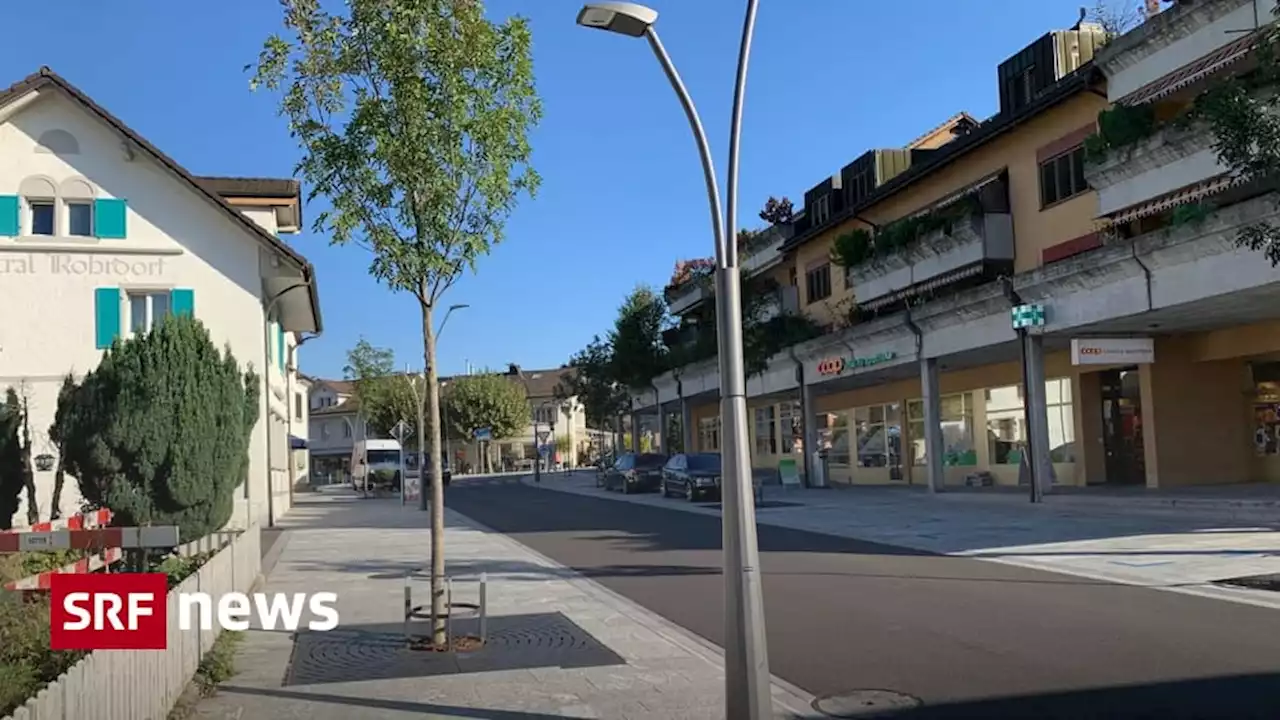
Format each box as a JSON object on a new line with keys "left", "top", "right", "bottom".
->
{"left": 446, "top": 480, "right": 1280, "bottom": 719}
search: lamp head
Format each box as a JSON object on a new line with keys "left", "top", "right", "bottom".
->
{"left": 448, "top": 303, "right": 469, "bottom": 311}
{"left": 576, "top": 2, "right": 658, "bottom": 37}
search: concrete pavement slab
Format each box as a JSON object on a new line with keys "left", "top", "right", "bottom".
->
{"left": 193, "top": 490, "right": 817, "bottom": 719}
{"left": 522, "top": 472, "right": 1280, "bottom": 609}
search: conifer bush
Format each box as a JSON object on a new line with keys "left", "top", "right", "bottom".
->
{"left": 57, "top": 315, "right": 260, "bottom": 541}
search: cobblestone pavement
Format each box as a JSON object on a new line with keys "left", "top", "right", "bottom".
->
{"left": 524, "top": 472, "right": 1280, "bottom": 610}
{"left": 193, "top": 488, "right": 816, "bottom": 720}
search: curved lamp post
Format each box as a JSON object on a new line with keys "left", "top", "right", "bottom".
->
{"left": 575, "top": 3, "right": 771, "bottom": 717}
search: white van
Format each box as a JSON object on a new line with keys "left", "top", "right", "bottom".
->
{"left": 351, "top": 439, "right": 403, "bottom": 489}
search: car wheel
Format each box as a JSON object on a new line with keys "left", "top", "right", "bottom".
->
{"left": 621, "top": 481, "right": 630, "bottom": 495}
{"left": 687, "top": 482, "right": 697, "bottom": 502}
{"left": 661, "top": 481, "right": 671, "bottom": 498}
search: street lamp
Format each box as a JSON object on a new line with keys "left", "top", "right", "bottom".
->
{"left": 575, "top": 3, "right": 771, "bottom": 718}
{"left": 532, "top": 400, "right": 558, "bottom": 483}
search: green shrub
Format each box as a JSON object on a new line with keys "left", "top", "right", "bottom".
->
{"left": 56, "top": 314, "right": 260, "bottom": 542}
{"left": 195, "top": 630, "right": 243, "bottom": 696}
{"left": 0, "top": 594, "right": 85, "bottom": 717}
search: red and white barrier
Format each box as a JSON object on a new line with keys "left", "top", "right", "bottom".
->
{"left": 4, "top": 547, "right": 124, "bottom": 591}
{"left": 0, "top": 509, "right": 113, "bottom": 535}
{"left": 0, "top": 525, "right": 180, "bottom": 553}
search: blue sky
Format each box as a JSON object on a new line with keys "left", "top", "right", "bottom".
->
{"left": 4, "top": 0, "right": 1099, "bottom": 380}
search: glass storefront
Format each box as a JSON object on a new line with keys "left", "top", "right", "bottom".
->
{"left": 984, "top": 378, "right": 1076, "bottom": 465}
{"left": 853, "top": 404, "right": 904, "bottom": 481}
{"left": 908, "top": 393, "right": 976, "bottom": 467}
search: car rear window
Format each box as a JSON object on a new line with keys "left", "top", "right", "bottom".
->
{"left": 636, "top": 453, "right": 667, "bottom": 468}
{"left": 686, "top": 453, "right": 721, "bottom": 471}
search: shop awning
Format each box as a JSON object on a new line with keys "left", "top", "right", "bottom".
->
{"left": 289, "top": 435, "right": 309, "bottom": 450}
{"left": 1121, "top": 32, "right": 1257, "bottom": 106}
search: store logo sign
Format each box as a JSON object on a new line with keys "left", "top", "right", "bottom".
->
{"left": 1071, "top": 337, "right": 1154, "bottom": 366}
{"left": 816, "top": 351, "right": 898, "bottom": 376}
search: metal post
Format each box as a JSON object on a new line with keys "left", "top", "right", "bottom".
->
{"left": 1018, "top": 328, "right": 1042, "bottom": 504}
{"left": 479, "top": 572, "right": 488, "bottom": 643}
{"left": 403, "top": 572, "right": 412, "bottom": 639}
{"left": 645, "top": 4, "right": 771, "bottom": 715}
{"left": 398, "top": 434, "right": 406, "bottom": 506}
{"left": 533, "top": 420, "right": 541, "bottom": 483}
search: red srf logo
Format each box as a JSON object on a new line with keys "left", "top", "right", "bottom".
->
{"left": 50, "top": 573, "right": 168, "bottom": 650}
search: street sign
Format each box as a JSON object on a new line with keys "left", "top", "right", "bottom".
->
{"left": 536, "top": 430, "right": 550, "bottom": 444}
{"left": 539, "top": 444, "right": 552, "bottom": 457}
{"left": 474, "top": 427, "right": 491, "bottom": 441}
{"left": 1011, "top": 303, "right": 1046, "bottom": 329}
{"left": 391, "top": 421, "right": 410, "bottom": 442}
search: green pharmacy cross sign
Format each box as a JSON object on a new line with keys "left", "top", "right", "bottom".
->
{"left": 1011, "top": 303, "right": 1046, "bottom": 330}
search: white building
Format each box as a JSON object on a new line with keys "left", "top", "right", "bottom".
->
{"left": 0, "top": 67, "right": 323, "bottom": 531}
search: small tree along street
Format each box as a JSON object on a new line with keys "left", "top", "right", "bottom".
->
{"left": 555, "top": 335, "right": 630, "bottom": 443}
{"left": 253, "top": 0, "right": 542, "bottom": 647}
{"left": 441, "top": 374, "right": 528, "bottom": 443}
{"left": 344, "top": 338, "right": 422, "bottom": 442}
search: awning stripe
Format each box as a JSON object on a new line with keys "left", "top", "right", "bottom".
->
{"left": 1108, "top": 173, "right": 1245, "bottom": 225}
{"left": 1120, "top": 32, "right": 1257, "bottom": 106}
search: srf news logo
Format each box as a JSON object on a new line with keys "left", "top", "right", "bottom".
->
{"left": 49, "top": 573, "right": 339, "bottom": 650}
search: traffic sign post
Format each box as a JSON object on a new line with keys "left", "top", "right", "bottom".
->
{"left": 392, "top": 421, "right": 411, "bottom": 505}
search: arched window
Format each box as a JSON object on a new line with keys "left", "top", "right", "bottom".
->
{"left": 18, "top": 175, "right": 58, "bottom": 236}
{"left": 60, "top": 177, "right": 97, "bottom": 237}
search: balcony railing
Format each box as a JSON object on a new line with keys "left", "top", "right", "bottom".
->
{"left": 1086, "top": 120, "right": 1229, "bottom": 216}
{"left": 754, "top": 284, "right": 800, "bottom": 323}
{"left": 845, "top": 185, "right": 1014, "bottom": 311}
{"left": 665, "top": 276, "right": 712, "bottom": 315}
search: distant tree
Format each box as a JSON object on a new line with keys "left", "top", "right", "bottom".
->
{"left": 555, "top": 336, "right": 630, "bottom": 432}
{"left": 759, "top": 196, "right": 794, "bottom": 225}
{"left": 442, "top": 374, "right": 528, "bottom": 442}
{"left": 57, "top": 315, "right": 259, "bottom": 542}
{"left": 609, "top": 286, "right": 668, "bottom": 389}
{"left": 1088, "top": 0, "right": 1144, "bottom": 39}
{"left": 343, "top": 338, "right": 421, "bottom": 441}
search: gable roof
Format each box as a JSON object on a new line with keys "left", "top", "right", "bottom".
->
{"left": 0, "top": 67, "right": 323, "bottom": 332}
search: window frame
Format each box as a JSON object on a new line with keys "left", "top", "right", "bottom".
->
{"left": 1039, "top": 145, "right": 1088, "bottom": 208}
{"left": 66, "top": 200, "right": 94, "bottom": 237}
{"left": 125, "top": 290, "right": 172, "bottom": 336}
{"left": 27, "top": 198, "right": 56, "bottom": 236}
{"left": 805, "top": 263, "right": 832, "bottom": 304}
{"left": 753, "top": 405, "right": 777, "bottom": 456}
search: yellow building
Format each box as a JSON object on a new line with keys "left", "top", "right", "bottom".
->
{"left": 638, "top": 5, "right": 1280, "bottom": 491}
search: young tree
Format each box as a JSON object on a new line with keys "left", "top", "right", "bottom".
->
{"left": 441, "top": 374, "right": 528, "bottom": 442}
{"left": 48, "top": 374, "right": 78, "bottom": 520}
{"left": 252, "top": 0, "right": 541, "bottom": 647}
{"left": 57, "top": 315, "right": 259, "bottom": 542}
{"left": 344, "top": 338, "right": 420, "bottom": 440}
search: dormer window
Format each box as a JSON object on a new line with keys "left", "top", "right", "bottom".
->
{"left": 812, "top": 195, "right": 830, "bottom": 226}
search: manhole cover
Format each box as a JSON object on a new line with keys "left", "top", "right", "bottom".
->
{"left": 813, "top": 689, "right": 922, "bottom": 718}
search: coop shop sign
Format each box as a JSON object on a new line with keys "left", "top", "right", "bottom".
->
{"left": 0, "top": 253, "right": 166, "bottom": 277}
{"left": 817, "top": 351, "right": 897, "bottom": 376}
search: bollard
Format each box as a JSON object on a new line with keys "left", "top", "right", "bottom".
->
{"left": 478, "top": 572, "right": 488, "bottom": 644}
{"left": 403, "top": 572, "right": 412, "bottom": 640}
{"left": 445, "top": 577, "right": 454, "bottom": 653}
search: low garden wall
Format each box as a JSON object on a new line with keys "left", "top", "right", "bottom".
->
{"left": 2, "top": 525, "right": 262, "bottom": 720}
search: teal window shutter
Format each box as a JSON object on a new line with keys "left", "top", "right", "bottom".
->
{"left": 170, "top": 288, "right": 194, "bottom": 317}
{"left": 276, "top": 325, "right": 285, "bottom": 370}
{"left": 0, "top": 196, "right": 18, "bottom": 236}
{"left": 94, "top": 288, "right": 121, "bottom": 349}
{"left": 94, "top": 198, "right": 128, "bottom": 239}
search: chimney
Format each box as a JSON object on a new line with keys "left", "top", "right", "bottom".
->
{"left": 507, "top": 363, "right": 521, "bottom": 376}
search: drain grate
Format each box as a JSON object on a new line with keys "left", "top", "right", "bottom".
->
{"left": 813, "top": 689, "right": 923, "bottom": 718}
{"left": 283, "top": 612, "right": 625, "bottom": 686}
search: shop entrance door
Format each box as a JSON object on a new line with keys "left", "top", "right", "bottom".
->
{"left": 1099, "top": 367, "right": 1146, "bottom": 485}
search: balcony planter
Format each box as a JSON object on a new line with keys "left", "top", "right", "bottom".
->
{"left": 1085, "top": 121, "right": 1211, "bottom": 190}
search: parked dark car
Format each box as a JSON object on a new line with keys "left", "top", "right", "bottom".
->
{"left": 602, "top": 452, "right": 668, "bottom": 493}
{"left": 661, "top": 452, "right": 722, "bottom": 501}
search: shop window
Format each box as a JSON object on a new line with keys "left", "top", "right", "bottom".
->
{"left": 853, "top": 404, "right": 902, "bottom": 468}
{"left": 698, "top": 416, "right": 721, "bottom": 452}
{"left": 816, "top": 411, "right": 851, "bottom": 474}
{"left": 907, "top": 393, "right": 976, "bottom": 467}
{"left": 753, "top": 405, "right": 777, "bottom": 456}
{"left": 984, "top": 379, "right": 1076, "bottom": 464}
{"left": 1251, "top": 362, "right": 1280, "bottom": 455}
{"left": 779, "top": 400, "right": 803, "bottom": 453}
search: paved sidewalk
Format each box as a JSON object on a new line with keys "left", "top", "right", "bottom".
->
{"left": 194, "top": 489, "right": 815, "bottom": 720}
{"left": 524, "top": 472, "right": 1280, "bottom": 610}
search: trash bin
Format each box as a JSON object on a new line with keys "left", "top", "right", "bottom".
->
{"left": 811, "top": 450, "right": 829, "bottom": 488}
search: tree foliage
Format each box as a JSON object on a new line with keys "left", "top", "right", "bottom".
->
{"left": 758, "top": 196, "right": 794, "bottom": 225}
{"left": 56, "top": 315, "right": 259, "bottom": 541}
{"left": 0, "top": 390, "right": 25, "bottom": 529}
{"left": 609, "top": 286, "right": 668, "bottom": 389}
{"left": 343, "top": 338, "right": 421, "bottom": 440}
{"left": 442, "top": 374, "right": 528, "bottom": 440}
{"left": 555, "top": 336, "right": 631, "bottom": 431}
{"left": 48, "top": 375, "right": 77, "bottom": 520}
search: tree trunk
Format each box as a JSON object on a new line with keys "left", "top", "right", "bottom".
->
{"left": 51, "top": 456, "right": 65, "bottom": 521}
{"left": 420, "top": 301, "right": 447, "bottom": 648}
{"left": 20, "top": 397, "right": 37, "bottom": 525}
